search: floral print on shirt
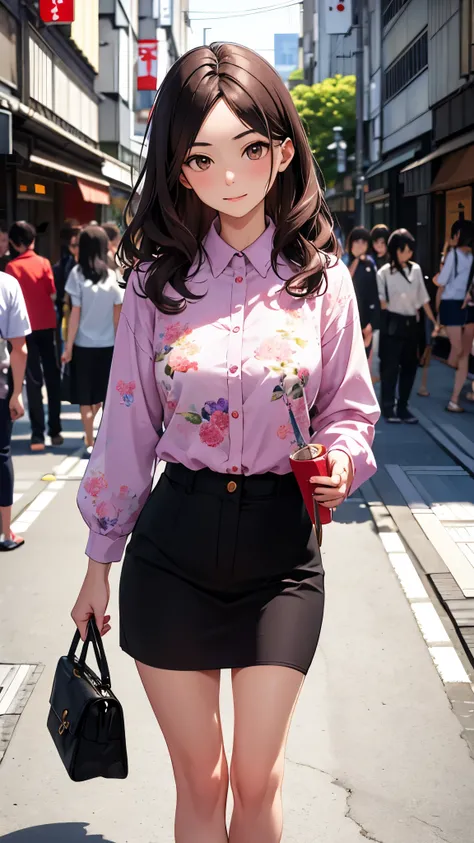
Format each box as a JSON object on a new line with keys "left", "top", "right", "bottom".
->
{"left": 116, "top": 380, "right": 136, "bottom": 407}
{"left": 179, "top": 398, "right": 229, "bottom": 447}
{"left": 155, "top": 321, "right": 200, "bottom": 378}
{"left": 82, "top": 471, "right": 139, "bottom": 534}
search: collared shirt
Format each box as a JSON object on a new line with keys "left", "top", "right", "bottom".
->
{"left": 78, "top": 219, "right": 380, "bottom": 563}
{"left": 0, "top": 272, "right": 31, "bottom": 400}
{"left": 6, "top": 250, "right": 56, "bottom": 331}
{"left": 377, "top": 262, "right": 429, "bottom": 316}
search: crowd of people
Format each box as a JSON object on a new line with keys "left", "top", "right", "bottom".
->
{"left": 342, "top": 220, "right": 474, "bottom": 422}
{"left": 0, "top": 218, "right": 123, "bottom": 551}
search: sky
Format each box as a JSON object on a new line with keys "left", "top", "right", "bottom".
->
{"left": 188, "top": 0, "right": 301, "bottom": 66}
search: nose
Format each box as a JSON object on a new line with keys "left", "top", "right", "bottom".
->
{"left": 225, "top": 170, "right": 235, "bottom": 186}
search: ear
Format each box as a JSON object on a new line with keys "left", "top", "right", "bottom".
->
{"left": 278, "top": 139, "right": 295, "bottom": 173}
{"left": 179, "top": 171, "right": 193, "bottom": 190}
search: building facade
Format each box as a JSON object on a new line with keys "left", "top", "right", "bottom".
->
{"left": 303, "top": 0, "right": 356, "bottom": 85}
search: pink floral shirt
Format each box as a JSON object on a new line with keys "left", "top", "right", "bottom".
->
{"left": 79, "top": 220, "right": 380, "bottom": 562}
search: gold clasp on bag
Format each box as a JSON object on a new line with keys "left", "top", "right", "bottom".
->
{"left": 58, "top": 709, "right": 70, "bottom": 736}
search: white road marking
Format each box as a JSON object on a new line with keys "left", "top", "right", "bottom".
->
{"left": 411, "top": 603, "right": 451, "bottom": 644}
{"left": 387, "top": 551, "right": 428, "bottom": 600}
{"left": 11, "top": 481, "right": 65, "bottom": 535}
{"left": 0, "top": 664, "right": 31, "bottom": 715}
{"left": 428, "top": 648, "right": 470, "bottom": 684}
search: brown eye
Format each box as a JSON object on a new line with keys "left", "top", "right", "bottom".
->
{"left": 186, "top": 156, "right": 212, "bottom": 172}
{"left": 245, "top": 142, "right": 269, "bottom": 161}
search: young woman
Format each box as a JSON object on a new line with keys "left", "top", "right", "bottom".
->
{"left": 71, "top": 43, "right": 379, "bottom": 843}
{"left": 62, "top": 226, "right": 123, "bottom": 453}
{"left": 434, "top": 221, "right": 474, "bottom": 412}
{"left": 370, "top": 224, "right": 390, "bottom": 270}
{"left": 343, "top": 227, "right": 380, "bottom": 363}
{"left": 378, "top": 229, "right": 438, "bottom": 424}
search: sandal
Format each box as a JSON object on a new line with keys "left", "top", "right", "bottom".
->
{"left": 0, "top": 533, "right": 25, "bottom": 551}
{"left": 446, "top": 401, "right": 465, "bottom": 413}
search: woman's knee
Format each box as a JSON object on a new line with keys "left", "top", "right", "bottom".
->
{"left": 176, "top": 750, "right": 228, "bottom": 818}
{"left": 230, "top": 759, "right": 283, "bottom": 810}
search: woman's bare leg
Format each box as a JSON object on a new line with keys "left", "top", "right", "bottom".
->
{"left": 418, "top": 346, "right": 432, "bottom": 396}
{"left": 446, "top": 326, "right": 463, "bottom": 368}
{"left": 229, "top": 665, "right": 304, "bottom": 843}
{"left": 451, "top": 325, "right": 474, "bottom": 405}
{"left": 137, "top": 663, "right": 229, "bottom": 843}
{"left": 80, "top": 405, "right": 95, "bottom": 447}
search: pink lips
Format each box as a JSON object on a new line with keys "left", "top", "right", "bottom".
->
{"left": 223, "top": 194, "right": 248, "bottom": 202}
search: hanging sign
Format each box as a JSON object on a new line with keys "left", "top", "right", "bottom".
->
{"left": 326, "top": 1, "right": 352, "bottom": 35}
{"left": 138, "top": 40, "right": 158, "bottom": 91}
{"left": 39, "top": 0, "right": 75, "bottom": 24}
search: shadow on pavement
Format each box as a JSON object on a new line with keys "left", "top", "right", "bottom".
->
{"left": 0, "top": 824, "right": 116, "bottom": 842}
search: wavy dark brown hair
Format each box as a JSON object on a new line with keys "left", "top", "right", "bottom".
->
{"left": 119, "top": 42, "right": 337, "bottom": 313}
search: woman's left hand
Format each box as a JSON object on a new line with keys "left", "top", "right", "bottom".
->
{"left": 310, "top": 449, "right": 354, "bottom": 509}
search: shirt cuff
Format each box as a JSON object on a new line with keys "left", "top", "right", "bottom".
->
{"left": 85, "top": 532, "right": 128, "bottom": 563}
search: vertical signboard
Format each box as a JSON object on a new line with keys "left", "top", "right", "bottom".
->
{"left": 159, "top": 0, "right": 173, "bottom": 27}
{"left": 39, "top": 0, "right": 75, "bottom": 24}
{"left": 325, "top": 1, "right": 352, "bottom": 35}
{"left": 138, "top": 39, "right": 158, "bottom": 90}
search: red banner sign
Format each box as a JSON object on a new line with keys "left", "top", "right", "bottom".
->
{"left": 39, "top": 0, "right": 75, "bottom": 24}
{"left": 138, "top": 40, "right": 158, "bottom": 91}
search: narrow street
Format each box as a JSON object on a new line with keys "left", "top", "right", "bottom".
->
{"left": 1, "top": 362, "right": 474, "bottom": 843}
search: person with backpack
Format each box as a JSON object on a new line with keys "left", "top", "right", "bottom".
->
{"left": 378, "top": 229, "right": 439, "bottom": 423}
{"left": 434, "top": 220, "right": 474, "bottom": 412}
{"left": 6, "top": 221, "right": 63, "bottom": 451}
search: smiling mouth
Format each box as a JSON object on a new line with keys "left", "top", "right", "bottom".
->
{"left": 223, "top": 194, "right": 248, "bottom": 202}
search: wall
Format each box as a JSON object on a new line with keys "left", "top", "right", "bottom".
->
{"left": 71, "top": 0, "right": 100, "bottom": 72}
{"left": 428, "top": 0, "right": 461, "bottom": 106}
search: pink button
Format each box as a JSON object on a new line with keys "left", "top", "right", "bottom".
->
{"left": 232, "top": 465, "right": 239, "bottom": 472}
{"left": 231, "top": 411, "right": 239, "bottom": 419}
{"left": 235, "top": 276, "right": 243, "bottom": 284}
{"left": 230, "top": 365, "right": 238, "bottom": 374}
{"left": 233, "top": 326, "right": 240, "bottom": 333}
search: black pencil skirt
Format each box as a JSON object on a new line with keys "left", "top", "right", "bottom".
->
{"left": 119, "top": 463, "right": 325, "bottom": 675}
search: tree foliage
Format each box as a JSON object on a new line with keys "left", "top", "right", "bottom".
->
{"left": 289, "top": 67, "right": 304, "bottom": 81}
{"left": 290, "top": 75, "right": 356, "bottom": 187}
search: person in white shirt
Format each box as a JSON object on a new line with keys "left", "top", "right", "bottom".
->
{"left": 0, "top": 272, "right": 31, "bottom": 550}
{"left": 434, "top": 220, "right": 474, "bottom": 412}
{"left": 378, "top": 229, "right": 438, "bottom": 424}
{"left": 62, "top": 226, "right": 123, "bottom": 454}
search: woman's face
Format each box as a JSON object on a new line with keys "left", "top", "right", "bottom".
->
{"left": 179, "top": 99, "right": 295, "bottom": 219}
{"left": 351, "top": 238, "right": 368, "bottom": 258}
{"left": 397, "top": 245, "right": 413, "bottom": 263}
{"left": 372, "top": 237, "right": 387, "bottom": 256}
{"left": 0, "top": 231, "right": 9, "bottom": 257}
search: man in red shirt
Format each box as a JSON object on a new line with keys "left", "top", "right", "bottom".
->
{"left": 6, "top": 222, "right": 63, "bottom": 451}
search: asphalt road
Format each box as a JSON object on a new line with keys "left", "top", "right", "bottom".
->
{"left": 1, "top": 390, "right": 474, "bottom": 843}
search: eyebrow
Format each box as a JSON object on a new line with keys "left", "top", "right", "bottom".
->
{"left": 190, "top": 129, "right": 264, "bottom": 149}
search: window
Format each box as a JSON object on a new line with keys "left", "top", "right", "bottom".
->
{"left": 383, "top": 30, "right": 428, "bottom": 102}
{"left": 382, "top": 0, "right": 409, "bottom": 28}
{"left": 460, "top": 0, "right": 474, "bottom": 77}
{"left": 0, "top": 6, "right": 17, "bottom": 88}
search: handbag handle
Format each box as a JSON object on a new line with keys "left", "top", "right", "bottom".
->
{"left": 68, "top": 617, "right": 111, "bottom": 689}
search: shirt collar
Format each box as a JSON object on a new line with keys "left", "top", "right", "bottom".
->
{"left": 203, "top": 217, "right": 275, "bottom": 279}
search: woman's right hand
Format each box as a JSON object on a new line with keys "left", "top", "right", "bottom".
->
{"left": 71, "top": 559, "right": 112, "bottom": 641}
{"left": 61, "top": 347, "right": 73, "bottom": 365}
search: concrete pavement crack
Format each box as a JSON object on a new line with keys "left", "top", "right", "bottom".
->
{"left": 411, "top": 816, "right": 454, "bottom": 843}
{"left": 286, "top": 758, "right": 384, "bottom": 842}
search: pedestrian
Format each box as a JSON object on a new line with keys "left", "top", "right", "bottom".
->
{"left": 0, "top": 271, "right": 31, "bottom": 550}
{"left": 0, "top": 221, "right": 11, "bottom": 273}
{"left": 61, "top": 225, "right": 123, "bottom": 454}
{"left": 53, "top": 224, "right": 80, "bottom": 354}
{"left": 102, "top": 222, "right": 121, "bottom": 272}
{"left": 71, "top": 43, "right": 379, "bottom": 843}
{"left": 343, "top": 226, "right": 380, "bottom": 362}
{"left": 6, "top": 221, "right": 63, "bottom": 451}
{"left": 378, "top": 228, "right": 439, "bottom": 424}
{"left": 370, "top": 224, "right": 390, "bottom": 270}
{"left": 433, "top": 220, "right": 474, "bottom": 412}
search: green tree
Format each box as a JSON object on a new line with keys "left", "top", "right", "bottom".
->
{"left": 289, "top": 68, "right": 304, "bottom": 81}
{"left": 290, "top": 74, "right": 356, "bottom": 187}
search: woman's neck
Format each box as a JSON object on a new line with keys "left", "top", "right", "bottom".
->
{"left": 218, "top": 200, "right": 266, "bottom": 252}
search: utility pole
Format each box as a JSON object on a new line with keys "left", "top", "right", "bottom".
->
{"left": 354, "top": 0, "right": 365, "bottom": 226}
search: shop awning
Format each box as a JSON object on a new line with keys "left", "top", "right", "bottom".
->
{"left": 365, "top": 144, "right": 421, "bottom": 179}
{"left": 29, "top": 154, "right": 110, "bottom": 187}
{"left": 430, "top": 146, "right": 474, "bottom": 192}
{"left": 77, "top": 178, "right": 110, "bottom": 205}
{"left": 401, "top": 129, "right": 474, "bottom": 175}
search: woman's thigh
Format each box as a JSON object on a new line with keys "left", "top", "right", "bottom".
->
{"left": 230, "top": 665, "right": 304, "bottom": 796}
{"left": 136, "top": 663, "right": 227, "bottom": 786}
{"left": 461, "top": 324, "right": 474, "bottom": 357}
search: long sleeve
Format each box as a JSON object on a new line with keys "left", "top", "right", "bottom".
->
{"left": 310, "top": 263, "right": 380, "bottom": 493}
{"left": 77, "top": 276, "right": 163, "bottom": 562}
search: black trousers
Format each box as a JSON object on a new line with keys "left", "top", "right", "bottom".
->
{"left": 26, "top": 329, "right": 62, "bottom": 441}
{"left": 0, "top": 395, "right": 13, "bottom": 507}
{"left": 380, "top": 331, "right": 419, "bottom": 416}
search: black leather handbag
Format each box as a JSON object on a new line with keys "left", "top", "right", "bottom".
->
{"left": 47, "top": 618, "right": 128, "bottom": 782}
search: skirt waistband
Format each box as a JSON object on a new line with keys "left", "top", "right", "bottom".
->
{"left": 164, "top": 463, "right": 299, "bottom": 498}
